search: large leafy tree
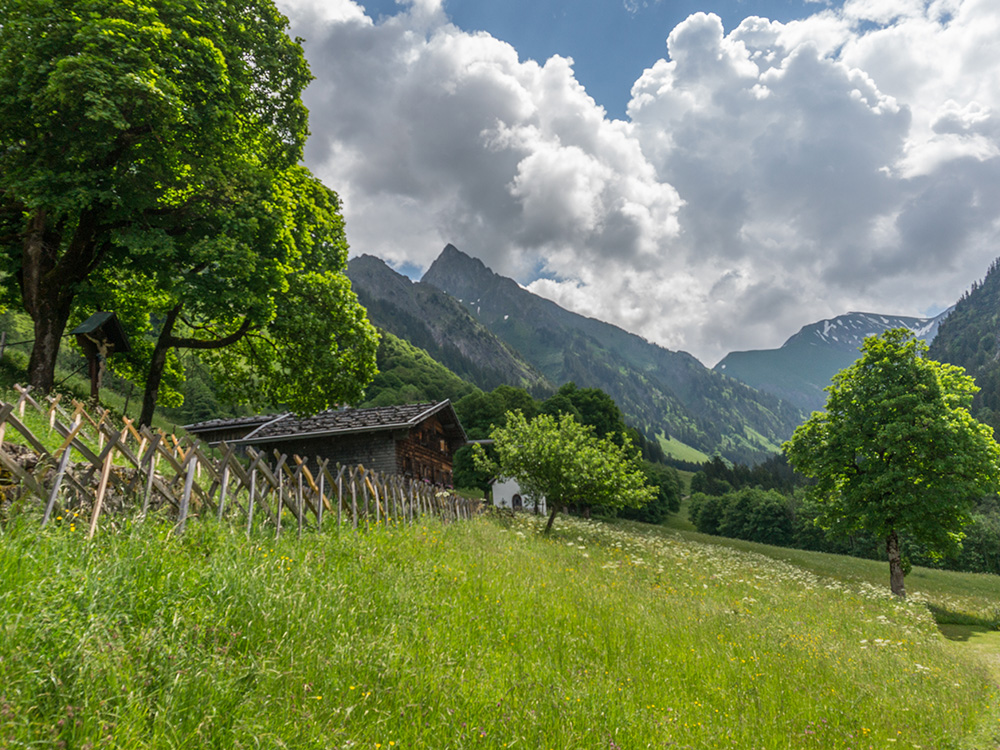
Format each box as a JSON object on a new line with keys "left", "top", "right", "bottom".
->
{"left": 475, "top": 411, "right": 654, "bottom": 533}
{"left": 784, "top": 329, "right": 1000, "bottom": 596}
{"left": 84, "top": 166, "right": 377, "bottom": 425}
{"left": 0, "top": 0, "right": 365, "bottom": 400}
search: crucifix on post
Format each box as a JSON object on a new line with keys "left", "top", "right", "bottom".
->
{"left": 69, "top": 312, "right": 131, "bottom": 402}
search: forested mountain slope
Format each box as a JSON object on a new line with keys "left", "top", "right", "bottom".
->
{"left": 360, "top": 330, "right": 478, "bottom": 408}
{"left": 929, "top": 257, "right": 1000, "bottom": 435}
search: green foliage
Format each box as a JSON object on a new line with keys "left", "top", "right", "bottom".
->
{"left": 543, "top": 382, "right": 627, "bottom": 441}
{"left": 930, "top": 256, "right": 1000, "bottom": 437}
{"left": 160, "top": 354, "right": 253, "bottom": 425}
{"left": 101, "top": 165, "right": 377, "bottom": 422}
{"left": 0, "top": 0, "right": 378, "bottom": 419}
{"left": 785, "top": 329, "right": 1000, "bottom": 593}
{"left": 618, "top": 461, "right": 682, "bottom": 524}
{"left": 690, "top": 462, "right": 735, "bottom": 496}
{"left": 0, "top": 0, "right": 303, "bottom": 384}
{"left": 451, "top": 444, "right": 493, "bottom": 495}
{"left": 457, "top": 381, "right": 667, "bottom": 468}
{"left": 474, "top": 411, "right": 654, "bottom": 526}
{"left": 690, "top": 453, "right": 805, "bottom": 497}
{"left": 688, "top": 492, "right": 727, "bottom": 536}
{"left": 454, "top": 385, "right": 539, "bottom": 440}
{"left": 690, "top": 487, "right": 794, "bottom": 546}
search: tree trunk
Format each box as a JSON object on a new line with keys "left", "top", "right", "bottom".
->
{"left": 886, "top": 529, "right": 906, "bottom": 597}
{"left": 544, "top": 505, "right": 558, "bottom": 534}
{"left": 21, "top": 210, "right": 71, "bottom": 392}
{"left": 139, "top": 307, "right": 253, "bottom": 427}
{"left": 139, "top": 306, "right": 182, "bottom": 427}
{"left": 20, "top": 207, "right": 104, "bottom": 393}
{"left": 27, "top": 301, "right": 73, "bottom": 392}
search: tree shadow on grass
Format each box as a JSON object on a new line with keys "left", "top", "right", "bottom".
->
{"left": 928, "top": 603, "right": 1000, "bottom": 639}
{"left": 938, "top": 623, "right": 993, "bottom": 642}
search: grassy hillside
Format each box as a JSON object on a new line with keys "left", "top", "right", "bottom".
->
{"left": 1, "top": 514, "right": 997, "bottom": 748}
{"left": 662, "top": 497, "right": 1000, "bottom": 625}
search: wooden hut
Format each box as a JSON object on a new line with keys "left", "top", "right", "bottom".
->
{"left": 184, "top": 401, "right": 467, "bottom": 486}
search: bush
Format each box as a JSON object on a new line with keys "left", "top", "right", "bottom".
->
{"left": 694, "top": 488, "right": 795, "bottom": 546}
{"left": 689, "top": 492, "right": 727, "bottom": 536}
{"left": 619, "top": 462, "right": 681, "bottom": 524}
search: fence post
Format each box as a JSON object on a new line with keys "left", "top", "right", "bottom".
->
{"left": 369, "top": 471, "right": 380, "bottom": 526}
{"left": 41, "top": 444, "right": 74, "bottom": 527}
{"left": 274, "top": 454, "right": 287, "bottom": 539}
{"left": 140, "top": 434, "right": 162, "bottom": 516}
{"left": 316, "top": 460, "right": 326, "bottom": 531}
{"left": 296, "top": 463, "right": 304, "bottom": 539}
{"left": 350, "top": 467, "right": 358, "bottom": 531}
{"left": 360, "top": 467, "right": 371, "bottom": 531}
{"left": 176, "top": 453, "right": 198, "bottom": 536}
{"left": 217, "top": 448, "right": 232, "bottom": 521}
{"left": 87, "top": 431, "right": 121, "bottom": 540}
{"left": 246, "top": 465, "right": 257, "bottom": 538}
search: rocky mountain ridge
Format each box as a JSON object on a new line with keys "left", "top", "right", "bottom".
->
{"left": 715, "top": 309, "right": 953, "bottom": 413}
{"left": 347, "top": 254, "right": 550, "bottom": 394}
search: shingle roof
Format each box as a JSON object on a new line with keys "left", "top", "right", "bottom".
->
{"left": 183, "top": 413, "right": 286, "bottom": 433}
{"left": 184, "top": 401, "right": 467, "bottom": 445}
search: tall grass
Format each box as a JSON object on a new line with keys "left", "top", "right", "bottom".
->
{"left": 0, "top": 513, "right": 997, "bottom": 748}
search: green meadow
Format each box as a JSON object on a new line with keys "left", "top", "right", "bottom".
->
{"left": 1, "top": 512, "right": 998, "bottom": 749}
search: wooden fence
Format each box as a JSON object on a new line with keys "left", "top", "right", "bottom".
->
{"left": 0, "top": 385, "right": 481, "bottom": 538}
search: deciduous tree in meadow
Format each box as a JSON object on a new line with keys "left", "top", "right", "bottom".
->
{"left": 475, "top": 411, "right": 654, "bottom": 533}
{"left": 0, "top": 0, "right": 377, "bottom": 420}
{"left": 784, "top": 329, "right": 1000, "bottom": 596}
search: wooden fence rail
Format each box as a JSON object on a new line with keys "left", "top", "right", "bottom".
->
{"left": 0, "top": 386, "right": 482, "bottom": 537}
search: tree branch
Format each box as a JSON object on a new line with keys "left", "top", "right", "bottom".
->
{"left": 166, "top": 315, "right": 254, "bottom": 350}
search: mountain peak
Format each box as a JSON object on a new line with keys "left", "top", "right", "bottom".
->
{"left": 347, "top": 254, "right": 415, "bottom": 296}
{"left": 423, "top": 244, "right": 506, "bottom": 301}
{"left": 714, "top": 307, "right": 955, "bottom": 413}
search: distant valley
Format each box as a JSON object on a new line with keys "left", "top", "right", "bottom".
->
{"left": 348, "top": 244, "right": 1000, "bottom": 465}
{"left": 349, "top": 245, "right": 804, "bottom": 465}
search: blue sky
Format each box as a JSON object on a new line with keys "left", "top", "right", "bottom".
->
{"left": 357, "top": 0, "right": 833, "bottom": 118}
{"left": 277, "top": 0, "right": 1000, "bottom": 366}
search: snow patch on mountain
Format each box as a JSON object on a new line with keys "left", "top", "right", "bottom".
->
{"left": 783, "top": 309, "right": 954, "bottom": 351}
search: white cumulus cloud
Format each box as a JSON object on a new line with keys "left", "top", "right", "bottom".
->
{"left": 277, "top": 0, "right": 1000, "bottom": 366}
